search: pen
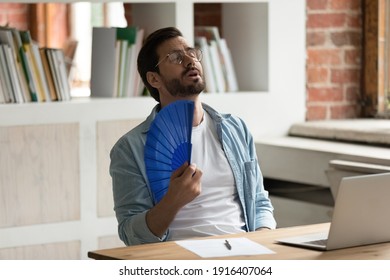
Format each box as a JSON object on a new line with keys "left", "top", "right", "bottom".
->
{"left": 224, "top": 239, "right": 232, "bottom": 250}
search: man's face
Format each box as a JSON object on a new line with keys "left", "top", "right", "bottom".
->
{"left": 156, "top": 37, "right": 205, "bottom": 99}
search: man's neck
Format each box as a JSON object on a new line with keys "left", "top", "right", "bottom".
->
{"left": 159, "top": 96, "right": 203, "bottom": 126}
{"left": 192, "top": 100, "right": 204, "bottom": 127}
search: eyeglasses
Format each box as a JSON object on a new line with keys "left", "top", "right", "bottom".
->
{"left": 155, "top": 48, "right": 203, "bottom": 68}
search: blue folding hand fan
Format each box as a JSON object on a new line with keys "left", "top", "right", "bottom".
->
{"left": 144, "top": 100, "right": 194, "bottom": 204}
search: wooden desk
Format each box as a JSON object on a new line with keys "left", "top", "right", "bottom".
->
{"left": 88, "top": 223, "right": 390, "bottom": 260}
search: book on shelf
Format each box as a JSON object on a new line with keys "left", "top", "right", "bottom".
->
{"left": 0, "top": 68, "right": 5, "bottom": 103}
{"left": 9, "top": 27, "right": 36, "bottom": 102}
{"left": 90, "top": 26, "right": 144, "bottom": 98}
{"left": 0, "top": 25, "right": 71, "bottom": 104}
{"left": 0, "top": 44, "right": 15, "bottom": 103}
{"left": 55, "top": 49, "right": 71, "bottom": 101}
{"left": 45, "top": 48, "right": 71, "bottom": 101}
{"left": 117, "top": 37, "right": 129, "bottom": 97}
{"left": 195, "top": 36, "right": 217, "bottom": 93}
{"left": 45, "top": 48, "right": 62, "bottom": 100}
{"left": 39, "top": 48, "right": 58, "bottom": 101}
{"left": 219, "top": 38, "right": 238, "bottom": 92}
{"left": 20, "top": 30, "right": 48, "bottom": 102}
{"left": 31, "top": 42, "right": 52, "bottom": 102}
{"left": 194, "top": 26, "right": 238, "bottom": 93}
{"left": 91, "top": 27, "right": 117, "bottom": 98}
{"left": 0, "top": 44, "right": 24, "bottom": 103}
{"left": 127, "top": 28, "right": 145, "bottom": 98}
{"left": 117, "top": 27, "right": 138, "bottom": 98}
{"left": 208, "top": 40, "right": 226, "bottom": 93}
{"left": 0, "top": 27, "right": 28, "bottom": 103}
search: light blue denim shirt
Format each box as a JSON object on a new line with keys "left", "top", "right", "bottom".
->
{"left": 110, "top": 103, "right": 276, "bottom": 246}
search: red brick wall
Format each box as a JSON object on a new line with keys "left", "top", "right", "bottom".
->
{"left": 0, "top": 3, "right": 68, "bottom": 48}
{"left": 306, "top": 0, "right": 362, "bottom": 120}
{"left": 2, "top": 2, "right": 363, "bottom": 121}
{"left": 194, "top": 4, "right": 222, "bottom": 34}
{"left": 0, "top": 3, "right": 29, "bottom": 30}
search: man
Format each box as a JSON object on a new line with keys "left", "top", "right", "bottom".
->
{"left": 110, "top": 27, "right": 276, "bottom": 246}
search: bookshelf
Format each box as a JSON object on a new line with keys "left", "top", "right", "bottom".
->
{"left": 0, "top": 0, "right": 306, "bottom": 259}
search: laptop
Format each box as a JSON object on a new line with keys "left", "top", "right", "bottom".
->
{"left": 277, "top": 172, "right": 390, "bottom": 251}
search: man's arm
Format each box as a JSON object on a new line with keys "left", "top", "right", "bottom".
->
{"left": 110, "top": 139, "right": 157, "bottom": 245}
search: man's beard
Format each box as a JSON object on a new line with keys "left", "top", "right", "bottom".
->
{"left": 162, "top": 72, "right": 205, "bottom": 97}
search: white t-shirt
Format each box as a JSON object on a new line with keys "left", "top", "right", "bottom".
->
{"left": 168, "top": 111, "right": 245, "bottom": 240}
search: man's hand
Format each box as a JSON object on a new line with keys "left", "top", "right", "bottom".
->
{"left": 146, "top": 162, "right": 202, "bottom": 238}
{"left": 165, "top": 162, "right": 203, "bottom": 209}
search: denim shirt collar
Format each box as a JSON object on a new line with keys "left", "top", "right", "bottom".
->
{"left": 141, "top": 104, "right": 160, "bottom": 134}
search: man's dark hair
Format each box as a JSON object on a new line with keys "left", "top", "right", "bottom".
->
{"left": 137, "top": 27, "right": 183, "bottom": 103}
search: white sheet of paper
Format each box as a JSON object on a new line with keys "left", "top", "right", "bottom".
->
{"left": 176, "top": 237, "right": 275, "bottom": 258}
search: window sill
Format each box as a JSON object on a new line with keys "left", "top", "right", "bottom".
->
{"left": 255, "top": 119, "right": 390, "bottom": 188}
{"left": 288, "top": 119, "right": 390, "bottom": 147}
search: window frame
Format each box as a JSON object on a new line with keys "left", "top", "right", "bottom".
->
{"left": 362, "top": 0, "right": 390, "bottom": 117}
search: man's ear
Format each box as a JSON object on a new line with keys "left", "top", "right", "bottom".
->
{"left": 146, "top": 71, "right": 161, "bottom": 89}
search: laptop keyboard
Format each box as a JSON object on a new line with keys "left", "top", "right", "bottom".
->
{"left": 304, "top": 239, "right": 328, "bottom": 246}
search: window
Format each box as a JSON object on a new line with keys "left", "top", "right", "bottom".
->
{"left": 385, "top": 0, "right": 390, "bottom": 114}
{"left": 362, "top": 0, "right": 390, "bottom": 117}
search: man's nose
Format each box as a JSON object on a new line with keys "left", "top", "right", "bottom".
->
{"left": 183, "top": 54, "right": 196, "bottom": 68}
